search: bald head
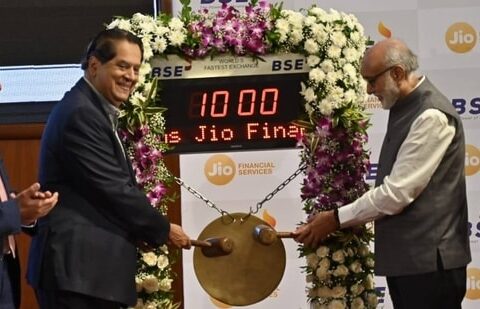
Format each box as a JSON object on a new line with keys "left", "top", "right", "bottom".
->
{"left": 362, "top": 39, "right": 418, "bottom": 77}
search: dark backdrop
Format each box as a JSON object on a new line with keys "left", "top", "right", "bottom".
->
{"left": 0, "top": 0, "right": 153, "bottom": 65}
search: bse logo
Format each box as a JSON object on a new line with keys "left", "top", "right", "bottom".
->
{"left": 204, "top": 154, "right": 236, "bottom": 185}
{"left": 465, "top": 144, "right": 480, "bottom": 176}
{"left": 466, "top": 268, "right": 480, "bottom": 299}
{"left": 445, "top": 22, "right": 478, "bottom": 53}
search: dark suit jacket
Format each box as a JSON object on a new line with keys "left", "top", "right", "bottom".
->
{"left": 0, "top": 160, "right": 21, "bottom": 309}
{"left": 27, "top": 78, "right": 171, "bottom": 306}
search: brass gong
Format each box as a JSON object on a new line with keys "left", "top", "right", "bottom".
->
{"left": 193, "top": 213, "right": 286, "bottom": 306}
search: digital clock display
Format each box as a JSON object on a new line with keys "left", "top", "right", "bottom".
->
{"left": 151, "top": 54, "right": 308, "bottom": 153}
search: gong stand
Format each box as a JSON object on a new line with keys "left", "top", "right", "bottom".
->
{"left": 172, "top": 163, "right": 306, "bottom": 306}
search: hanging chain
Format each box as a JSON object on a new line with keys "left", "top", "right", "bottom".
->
{"left": 173, "top": 163, "right": 307, "bottom": 221}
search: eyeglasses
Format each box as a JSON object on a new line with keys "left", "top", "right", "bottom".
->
{"left": 363, "top": 65, "right": 396, "bottom": 86}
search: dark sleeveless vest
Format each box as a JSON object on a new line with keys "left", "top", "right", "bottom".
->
{"left": 374, "top": 77, "right": 471, "bottom": 276}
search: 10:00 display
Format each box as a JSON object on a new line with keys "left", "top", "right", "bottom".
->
{"left": 188, "top": 87, "right": 280, "bottom": 118}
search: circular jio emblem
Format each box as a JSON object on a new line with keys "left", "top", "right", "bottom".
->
{"left": 204, "top": 154, "right": 236, "bottom": 185}
{"left": 465, "top": 144, "right": 480, "bottom": 176}
{"left": 445, "top": 22, "right": 477, "bottom": 53}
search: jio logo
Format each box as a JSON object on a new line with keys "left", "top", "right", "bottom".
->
{"left": 466, "top": 268, "right": 480, "bottom": 299}
{"left": 445, "top": 22, "right": 478, "bottom": 53}
{"left": 465, "top": 144, "right": 480, "bottom": 176}
{"left": 204, "top": 154, "right": 236, "bottom": 185}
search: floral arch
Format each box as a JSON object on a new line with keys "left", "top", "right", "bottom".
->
{"left": 108, "top": 0, "right": 377, "bottom": 308}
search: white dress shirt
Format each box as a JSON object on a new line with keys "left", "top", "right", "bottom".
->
{"left": 338, "top": 94, "right": 455, "bottom": 228}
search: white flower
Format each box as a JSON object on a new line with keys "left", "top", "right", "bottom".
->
{"left": 364, "top": 274, "right": 375, "bottom": 290}
{"left": 350, "top": 283, "right": 365, "bottom": 296}
{"left": 310, "top": 7, "right": 326, "bottom": 17}
{"left": 301, "top": 83, "right": 317, "bottom": 103}
{"left": 328, "top": 299, "right": 346, "bottom": 309}
{"left": 331, "top": 32, "right": 347, "bottom": 48}
{"left": 306, "top": 253, "right": 320, "bottom": 268}
{"left": 319, "top": 100, "right": 334, "bottom": 116}
{"left": 351, "top": 297, "right": 365, "bottom": 309}
{"left": 332, "top": 264, "right": 349, "bottom": 277}
{"left": 358, "top": 244, "right": 370, "bottom": 257}
{"left": 327, "top": 45, "right": 342, "bottom": 59}
{"left": 366, "top": 292, "right": 378, "bottom": 307}
{"left": 305, "top": 39, "right": 320, "bottom": 54}
{"left": 331, "top": 286, "right": 347, "bottom": 298}
{"left": 289, "top": 29, "right": 304, "bottom": 45}
{"left": 143, "top": 275, "right": 160, "bottom": 293}
{"left": 332, "top": 250, "right": 345, "bottom": 263}
{"left": 168, "top": 30, "right": 186, "bottom": 46}
{"left": 309, "top": 68, "right": 326, "bottom": 84}
{"left": 349, "top": 260, "right": 363, "bottom": 273}
{"left": 307, "top": 55, "right": 321, "bottom": 67}
{"left": 117, "top": 19, "right": 132, "bottom": 31}
{"left": 316, "top": 246, "right": 330, "bottom": 258}
{"left": 142, "top": 252, "right": 158, "bottom": 266}
{"left": 168, "top": 18, "right": 184, "bottom": 30}
{"left": 315, "top": 258, "right": 331, "bottom": 279}
{"left": 157, "top": 254, "right": 169, "bottom": 270}
{"left": 153, "top": 37, "right": 168, "bottom": 54}
{"left": 321, "top": 60, "right": 335, "bottom": 73}
{"left": 365, "top": 257, "right": 375, "bottom": 268}
{"left": 159, "top": 278, "right": 173, "bottom": 292}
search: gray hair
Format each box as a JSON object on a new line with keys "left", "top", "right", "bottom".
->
{"left": 384, "top": 43, "right": 419, "bottom": 74}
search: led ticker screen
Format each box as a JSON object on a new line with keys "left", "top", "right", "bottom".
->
{"left": 153, "top": 54, "right": 309, "bottom": 153}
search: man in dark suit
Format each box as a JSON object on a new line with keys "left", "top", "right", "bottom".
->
{"left": 0, "top": 158, "right": 58, "bottom": 309}
{"left": 27, "top": 28, "right": 191, "bottom": 309}
{"left": 294, "top": 38, "right": 470, "bottom": 308}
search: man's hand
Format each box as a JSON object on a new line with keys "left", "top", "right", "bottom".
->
{"left": 168, "top": 223, "right": 191, "bottom": 249}
{"left": 293, "top": 210, "right": 338, "bottom": 248}
{"left": 14, "top": 182, "right": 58, "bottom": 225}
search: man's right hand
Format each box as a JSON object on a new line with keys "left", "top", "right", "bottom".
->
{"left": 14, "top": 182, "right": 58, "bottom": 225}
{"left": 168, "top": 223, "right": 191, "bottom": 249}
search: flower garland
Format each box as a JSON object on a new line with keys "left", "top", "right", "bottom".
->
{"left": 108, "top": 0, "right": 376, "bottom": 308}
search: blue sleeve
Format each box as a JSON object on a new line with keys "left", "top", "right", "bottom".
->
{"left": 0, "top": 199, "right": 22, "bottom": 236}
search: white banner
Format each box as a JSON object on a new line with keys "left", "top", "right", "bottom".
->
{"left": 180, "top": 149, "right": 308, "bottom": 309}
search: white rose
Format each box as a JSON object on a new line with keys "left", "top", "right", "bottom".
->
{"left": 142, "top": 252, "right": 158, "bottom": 266}
{"left": 317, "top": 287, "right": 333, "bottom": 298}
{"left": 328, "top": 300, "right": 346, "bottom": 309}
{"left": 306, "top": 253, "right": 320, "bottom": 268}
{"left": 157, "top": 254, "right": 169, "bottom": 269}
{"left": 332, "top": 264, "right": 349, "bottom": 277}
{"left": 316, "top": 258, "right": 331, "bottom": 279}
{"left": 331, "top": 286, "right": 347, "bottom": 298}
{"left": 350, "top": 283, "right": 365, "bottom": 296}
{"left": 331, "top": 250, "right": 345, "bottom": 263}
{"left": 365, "top": 257, "right": 375, "bottom": 268}
{"left": 159, "top": 245, "right": 169, "bottom": 254}
{"left": 316, "top": 246, "right": 330, "bottom": 258}
{"left": 349, "top": 260, "right": 363, "bottom": 273}
{"left": 142, "top": 275, "right": 160, "bottom": 293}
{"left": 351, "top": 297, "right": 365, "bottom": 309}
{"left": 367, "top": 292, "right": 378, "bottom": 307}
{"left": 159, "top": 278, "right": 173, "bottom": 292}
{"left": 364, "top": 274, "right": 375, "bottom": 290}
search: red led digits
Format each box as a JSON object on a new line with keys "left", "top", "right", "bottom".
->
{"left": 189, "top": 87, "right": 280, "bottom": 118}
{"left": 238, "top": 89, "right": 256, "bottom": 116}
{"left": 260, "top": 88, "right": 278, "bottom": 115}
